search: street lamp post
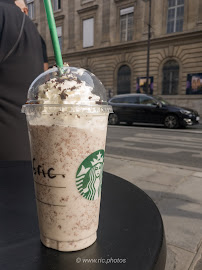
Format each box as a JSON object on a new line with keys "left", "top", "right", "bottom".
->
{"left": 143, "top": 0, "right": 151, "bottom": 94}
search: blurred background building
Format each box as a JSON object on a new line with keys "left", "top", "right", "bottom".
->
{"left": 28, "top": 0, "right": 202, "bottom": 113}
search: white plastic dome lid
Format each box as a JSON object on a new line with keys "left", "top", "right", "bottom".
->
{"left": 26, "top": 67, "right": 109, "bottom": 106}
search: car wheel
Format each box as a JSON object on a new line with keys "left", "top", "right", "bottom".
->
{"left": 108, "top": 113, "right": 119, "bottom": 125}
{"left": 164, "top": 115, "right": 179, "bottom": 129}
{"left": 127, "top": 122, "right": 133, "bottom": 126}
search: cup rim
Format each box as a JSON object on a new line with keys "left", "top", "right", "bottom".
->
{"left": 21, "top": 103, "right": 113, "bottom": 114}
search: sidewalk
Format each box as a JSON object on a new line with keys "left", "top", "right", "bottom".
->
{"left": 104, "top": 154, "right": 202, "bottom": 270}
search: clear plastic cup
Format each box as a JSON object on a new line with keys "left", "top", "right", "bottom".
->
{"left": 22, "top": 67, "right": 112, "bottom": 251}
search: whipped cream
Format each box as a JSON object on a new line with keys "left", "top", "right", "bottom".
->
{"left": 37, "top": 69, "right": 100, "bottom": 105}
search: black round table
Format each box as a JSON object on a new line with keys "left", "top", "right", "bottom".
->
{"left": 0, "top": 161, "right": 166, "bottom": 270}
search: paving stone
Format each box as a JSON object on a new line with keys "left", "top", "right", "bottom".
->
{"left": 104, "top": 157, "right": 125, "bottom": 172}
{"left": 194, "top": 257, "right": 202, "bottom": 270}
{"left": 148, "top": 165, "right": 193, "bottom": 177}
{"left": 165, "top": 244, "right": 194, "bottom": 270}
{"left": 189, "top": 242, "right": 202, "bottom": 270}
{"left": 104, "top": 157, "right": 156, "bottom": 182}
{"left": 192, "top": 172, "right": 202, "bottom": 178}
{"left": 158, "top": 197, "right": 202, "bottom": 253}
{"left": 133, "top": 179, "right": 174, "bottom": 204}
{"left": 138, "top": 171, "right": 185, "bottom": 187}
{"left": 104, "top": 156, "right": 202, "bottom": 269}
{"left": 173, "top": 176, "right": 202, "bottom": 204}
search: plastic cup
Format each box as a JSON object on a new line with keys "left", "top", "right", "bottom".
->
{"left": 22, "top": 67, "right": 112, "bottom": 251}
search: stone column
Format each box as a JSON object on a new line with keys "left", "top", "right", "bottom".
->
{"left": 68, "top": 0, "right": 75, "bottom": 49}
{"left": 102, "top": 0, "right": 110, "bottom": 43}
{"left": 197, "top": 0, "right": 202, "bottom": 28}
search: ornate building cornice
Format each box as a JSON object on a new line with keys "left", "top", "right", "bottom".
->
{"left": 77, "top": 5, "right": 99, "bottom": 14}
{"left": 114, "top": 0, "right": 137, "bottom": 3}
{"left": 48, "top": 30, "right": 202, "bottom": 61}
{"left": 54, "top": 15, "right": 65, "bottom": 21}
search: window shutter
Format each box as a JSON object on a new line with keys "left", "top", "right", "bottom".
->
{"left": 83, "top": 18, "right": 94, "bottom": 48}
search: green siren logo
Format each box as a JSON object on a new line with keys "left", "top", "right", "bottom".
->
{"left": 76, "top": 150, "right": 104, "bottom": 201}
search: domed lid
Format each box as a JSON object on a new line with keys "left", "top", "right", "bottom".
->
{"left": 26, "top": 67, "right": 109, "bottom": 106}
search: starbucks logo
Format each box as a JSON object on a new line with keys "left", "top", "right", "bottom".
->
{"left": 76, "top": 150, "right": 104, "bottom": 201}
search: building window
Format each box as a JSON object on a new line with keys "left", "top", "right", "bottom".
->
{"left": 120, "top": 7, "right": 134, "bottom": 42}
{"left": 83, "top": 18, "right": 94, "bottom": 48}
{"left": 27, "top": 0, "right": 34, "bottom": 19}
{"left": 162, "top": 60, "right": 179, "bottom": 95}
{"left": 53, "top": 0, "right": 61, "bottom": 11}
{"left": 167, "top": 0, "right": 184, "bottom": 33}
{"left": 56, "top": 26, "right": 62, "bottom": 50}
{"left": 117, "top": 65, "right": 131, "bottom": 95}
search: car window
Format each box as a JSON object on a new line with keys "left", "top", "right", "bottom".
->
{"left": 139, "top": 96, "right": 157, "bottom": 106}
{"left": 110, "top": 96, "right": 139, "bottom": 104}
{"left": 154, "top": 96, "right": 171, "bottom": 105}
{"left": 124, "top": 96, "right": 139, "bottom": 104}
{"left": 110, "top": 98, "right": 125, "bottom": 103}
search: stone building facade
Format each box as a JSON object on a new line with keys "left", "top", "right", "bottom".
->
{"left": 31, "top": 0, "right": 202, "bottom": 114}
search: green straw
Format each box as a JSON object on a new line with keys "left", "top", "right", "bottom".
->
{"left": 43, "top": 0, "right": 63, "bottom": 74}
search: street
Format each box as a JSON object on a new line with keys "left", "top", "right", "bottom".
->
{"left": 104, "top": 123, "right": 202, "bottom": 270}
{"left": 106, "top": 123, "right": 202, "bottom": 169}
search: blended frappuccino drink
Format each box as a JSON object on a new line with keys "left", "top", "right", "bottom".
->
{"left": 22, "top": 67, "right": 112, "bottom": 251}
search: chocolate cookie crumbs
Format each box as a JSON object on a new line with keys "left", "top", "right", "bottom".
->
{"left": 56, "top": 78, "right": 66, "bottom": 83}
{"left": 89, "top": 96, "right": 92, "bottom": 99}
{"left": 71, "top": 86, "right": 76, "bottom": 91}
{"left": 77, "top": 78, "right": 81, "bottom": 84}
{"left": 59, "top": 90, "right": 68, "bottom": 100}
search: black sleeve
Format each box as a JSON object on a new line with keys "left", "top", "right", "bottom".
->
{"left": 40, "top": 35, "right": 48, "bottom": 63}
{"left": 0, "top": 5, "right": 22, "bottom": 63}
{"left": 0, "top": 10, "right": 3, "bottom": 62}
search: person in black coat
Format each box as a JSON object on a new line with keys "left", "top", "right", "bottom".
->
{"left": 15, "top": 0, "right": 49, "bottom": 71}
{"left": 0, "top": 0, "right": 44, "bottom": 160}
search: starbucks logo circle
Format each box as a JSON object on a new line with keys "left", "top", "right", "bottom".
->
{"left": 76, "top": 150, "right": 104, "bottom": 201}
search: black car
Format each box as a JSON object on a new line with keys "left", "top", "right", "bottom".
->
{"left": 108, "top": 94, "right": 200, "bottom": 128}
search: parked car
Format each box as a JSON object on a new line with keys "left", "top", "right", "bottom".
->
{"left": 108, "top": 94, "right": 200, "bottom": 128}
